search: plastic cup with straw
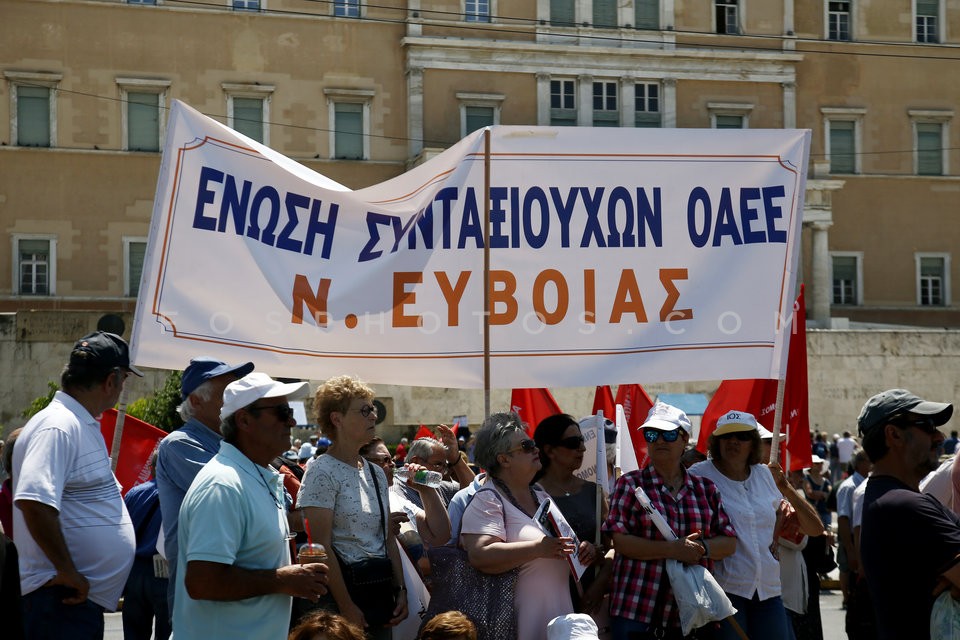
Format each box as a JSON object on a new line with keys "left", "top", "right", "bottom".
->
{"left": 298, "top": 516, "right": 328, "bottom": 565}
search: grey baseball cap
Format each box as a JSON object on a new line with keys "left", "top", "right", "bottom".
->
{"left": 857, "top": 388, "right": 953, "bottom": 435}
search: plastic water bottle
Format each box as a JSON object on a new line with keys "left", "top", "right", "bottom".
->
{"left": 395, "top": 466, "right": 443, "bottom": 488}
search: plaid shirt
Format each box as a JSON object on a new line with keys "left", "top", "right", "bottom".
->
{"left": 602, "top": 465, "right": 736, "bottom": 628}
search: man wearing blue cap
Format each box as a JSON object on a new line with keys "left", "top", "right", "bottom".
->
{"left": 155, "top": 357, "right": 253, "bottom": 618}
{"left": 857, "top": 388, "right": 960, "bottom": 640}
{"left": 13, "top": 331, "right": 143, "bottom": 638}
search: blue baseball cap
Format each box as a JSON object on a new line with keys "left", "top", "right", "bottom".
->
{"left": 181, "top": 357, "right": 254, "bottom": 400}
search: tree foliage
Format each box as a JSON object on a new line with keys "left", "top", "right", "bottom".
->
{"left": 127, "top": 371, "right": 184, "bottom": 433}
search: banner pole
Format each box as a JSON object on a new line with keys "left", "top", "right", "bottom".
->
{"left": 770, "top": 377, "right": 786, "bottom": 466}
{"left": 110, "top": 385, "right": 130, "bottom": 473}
{"left": 483, "top": 128, "right": 491, "bottom": 417}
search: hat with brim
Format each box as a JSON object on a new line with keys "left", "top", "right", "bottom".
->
{"left": 69, "top": 331, "right": 144, "bottom": 377}
{"left": 713, "top": 410, "right": 759, "bottom": 437}
{"left": 857, "top": 388, "right": 954, "bottom": 435}
{"left": 756, "top": 424, "right": 773, "bottom": 440}
{"left": 181, "top": 357, "right": 255, "bottom": 400}
{"left": 220, "top": 372, "right": 310, "bottom": 421}
{"left": 640, "top": 401, "right": 692, "bottom": 435}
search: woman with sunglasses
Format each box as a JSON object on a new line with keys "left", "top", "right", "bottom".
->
{"left": 688, "top": 410, "right": 824, "bottom": 640}
{"left": 297, "top": 376, "right": 407, "bottom": 639}
{"left": 603, "top": 402, "right": 737, "bottom": 640}
{"left": 460, "top": 411, "right": 577, "bottom": 640}
{"left": 533, "top": 414, "right": 610, "bottom": 615}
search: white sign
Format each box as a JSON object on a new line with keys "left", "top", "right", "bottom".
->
{"left": 131, "top": 100, "right": 810, "bottom": 388}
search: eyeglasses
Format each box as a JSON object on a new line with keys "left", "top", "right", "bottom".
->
{"left": 505, "top": 439, "right": 538, "bottom": 455}
{"left": 248, "top": 404, "right": 295, "bottom": 422}
{"left": 556, "top": 436, "right": 586, "bottom": 450}
{"left": 891, "top": 415, "right": 939, "bottom": 435}
{"left": 718, "top": 432, "right": 754, "bottom": 442}
{"left": 352, "top": 404, "right": 378, "bottom": 418}
{"left": 426, "top": 459, "right": 449, "bottom": 471}
{"left": 643, "top": 428, "right": 682, "bottom": 444}
{"left": 364, "top": 454, "right": 394, "bottom": 467}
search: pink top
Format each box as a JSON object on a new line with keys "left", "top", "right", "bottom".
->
{"left": 460, "top": 487, "right": 573, "bottom": 640}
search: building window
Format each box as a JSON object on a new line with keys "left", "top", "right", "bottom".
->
{"left": 831, "top": 254, "right": 861, "bottom": 306}
{"left": 715, "top": 0, "right": 739, "bottom": 34}
{"left": 827, "top": 1, "right": 851, "bottom": 41}
{"left": 6, "top": 71, "right": 60, "bottom": 148}
{"left": 550, "top": 79, "right": 577, "bottom": 126}
{"left": 916, "top": 0, "right": 939, "bottom": 43}
{"left": 223, "top": 84, "right": 274, "bottom": 146}
{"left": 550, "top": 0, "right": 575, "bottom": 27}
{"left": 828, "top": 121, "right": 855, "bottom": 173}
{"left": 127, "top": 0, "right": 157, "bottom": 4}
{"left": 916, "top": 122, "right": 944, "bottom": 176}
{"left": 635, "top": 82, "right": 661, "bottom": 128}
{"left": 233, "top": 0, "right": 260, "bottom": 10}
{"left": 593, "top": 0, "right": 617, "bottom": 28}
{"left": 457, "top": 92, "right": 503, "bottom": 138}
{"left": 333, "top": 103, "right": 363, "bottom": 159}
{"left": 465, "top": 0, "right": 490, "bottom": 22}
{"left": 917, "top": 254, "right": 949, "bottom": 306}
{"left": 635, "top": 0, "right": 660, "bottom": 30}
{"left": 13, "top": 235, "right": 56, "bottom": 296}
{"left": 125, "top": 238, "right": 148, "bottom": 297}
{"left": 118, "top": 78, "right": 169, "bottom": 153}
{"left": 593, "top": 81, "right": 618, "bottom": 127}
{"left": 709, "top": 103, "right": 752, "bottom": 129}
{"left": 334, "top": 0, "right": 360, "bottom": 17}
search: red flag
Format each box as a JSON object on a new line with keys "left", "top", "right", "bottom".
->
{"left": 98, "top": 409, "right": 166, "bottom": 496}
{"left": 510, "top": 388, "right": 562, "bottom": 437}
{"left": 696, "top": 287, "right": 811, "bottom": 471}
{"left": 591, "top": 386, "right": 615, "bottom": 420}
{"left": 414, "top": 424, "right": 434, "bottom": 440}
{"left": 615, "top": 384, "right": 655, "bottom": 468}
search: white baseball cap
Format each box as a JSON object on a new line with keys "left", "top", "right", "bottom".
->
{"left": 640, "top": 401, "right": 692, "bottom": 435}
{"left": 713, "top": 410, "right": 760, "bottom": 437}
{"left": 220, "top": 372, "right": 310, "bottom": 421}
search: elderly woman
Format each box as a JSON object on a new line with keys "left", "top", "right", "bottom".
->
{"left": 603, "top": 402, "right": 737, "bottom": 640}
{"left": 460, "top": 411, "right": 576, "bottom": 640}
{"left": 297, "top": 376, "right": 407, "bottom": 639}
{"left": 533, "top": 413, "right": 609, "bottom": 614}
{"left": 689, "top": 410, "right": 824, "bottom": 640}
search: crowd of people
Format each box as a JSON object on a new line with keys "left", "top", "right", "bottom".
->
{"left": 0, "top": 330, "right": 959, "bottom": 640}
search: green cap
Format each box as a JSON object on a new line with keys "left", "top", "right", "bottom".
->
{"left": 857, "top": 388, "right": 952, "bottom": 435}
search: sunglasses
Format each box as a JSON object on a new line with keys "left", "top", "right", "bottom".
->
{"left": 364, "top": 454, "right": 394, "bottom": 467}
{"left": 718, "top": 432, "right": 754, "bottom": 442}
{"left": 248, "top": 404, "right": 295, "bottom": 422}
{"left": 643, "top": 428, "right": 681, "bottom": 444}
{"left": 352, "top": 404, "right": 378, "bottom": 418}
{"left": 556, "top": 436, "right": 586, "bottom": 450}
{"left": 505, "top": 439, "right": 538, "bottom": 455}
{"left": 891, "top": 415, "right": 939, "bottom": 434}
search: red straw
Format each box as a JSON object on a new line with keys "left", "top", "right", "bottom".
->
{"left": 303, "top": 515, "right": 313, "bottom": 545}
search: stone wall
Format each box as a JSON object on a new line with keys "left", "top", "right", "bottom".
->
{"left": 3, "top": 311, "right": 958, "bottom": 441}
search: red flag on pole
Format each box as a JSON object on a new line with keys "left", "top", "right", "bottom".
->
{"left": 615, "top": 384, "right": 655, "bottom": 468}
{"left": 696, "top": 287, "right": 811, "bottom": 471}
{"left": 510, "top": 388, "right": 562, "bottom": 437}
{"left": 98, "top": 409, "right": 166, "bottom": 495}
{"left": 592, "top": 386, "right": 615, "bottom": 420}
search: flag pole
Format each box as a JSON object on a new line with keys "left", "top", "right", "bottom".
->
{"left": 110, "top": 385, "right": 131, "bottom": 472}
{"left": 594, "top": 411, "right": 604, "bottom": 548}
{"left": 770, "top": 377, "right": 786, "bottom": 466}
{"left": 482, "top": 128, "right": 491, "bottom": 417}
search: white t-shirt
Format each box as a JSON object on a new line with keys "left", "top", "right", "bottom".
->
{"left": 688, "top": 460, "right": 784, "bottom": 601}
{"left": 920, "top": 457, "right": 956, "bottom": 511}
{"left": 837, "top": 437, "right": 857, "bottom": 464}
{"left": 297, "top": 455, "right": 390, "bottom": 563}
{"left": 851, "top": 476, "right": 868, "bottom": 530}
{"left": 12, "top": 391, "right": 135, "bottom": 610}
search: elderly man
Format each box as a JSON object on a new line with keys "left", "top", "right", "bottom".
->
{"left": 174, "top": 372, "right": 327, "bottom": 639}
{"left": 155, "top": 356, "right": 253, "bottom": 615}
{"left": 391, "top": 427, "right": 474, "bottom": 509}
{"left": 13, "top": 331, "right": 142, "bottom": 638}
{"left": 858, "top": 388, "right": 960, "bottom": 640}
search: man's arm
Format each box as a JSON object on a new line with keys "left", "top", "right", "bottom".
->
{"left": 16, "top": 500, "right": 89, "bottom": 604}
{"left": 184, "top": 560, "right": 327, "bottom": 601}
{"left": 434, "top": 424, "right": 475, "bottom": 487}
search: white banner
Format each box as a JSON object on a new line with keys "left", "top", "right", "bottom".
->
{"left": 131, "top": 100, "right": 810, "bottom": 388}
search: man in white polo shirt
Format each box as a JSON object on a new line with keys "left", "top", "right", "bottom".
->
{"left": 13, "top": 331, "right": 142, "bottom": 638}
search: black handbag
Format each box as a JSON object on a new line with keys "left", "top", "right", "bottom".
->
{"left": 335, "top": 461, "right": 397, "bottom": 627}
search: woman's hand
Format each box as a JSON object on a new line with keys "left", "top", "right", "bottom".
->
{"left": 537, "top": 535, "right": 576, "bottom": 560}
{"left": 576, "top": 540, "right": 599, "bottom": 566}
{"left": 674, "top": 532, "right": 706, "bottom": 565}
{"left": 388, "top": 511, "right": 409, "bottom": 537}
{"left": 388, "top": 589, "right": 409, "bottom": 626}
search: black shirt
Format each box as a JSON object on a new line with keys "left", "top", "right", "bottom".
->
{"left": 861, "top": 474, "right": 960, "bottom": 640}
